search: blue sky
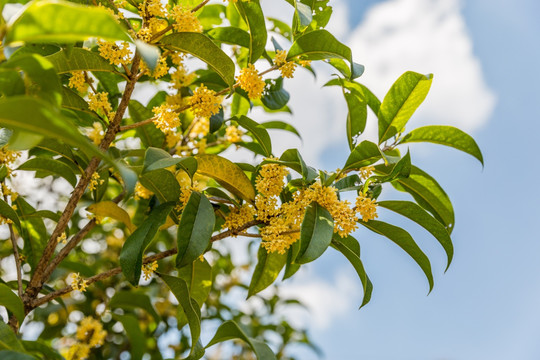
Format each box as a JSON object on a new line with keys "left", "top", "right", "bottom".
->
{"left": 261, "top": 0, "right": 540, "bottom": 359}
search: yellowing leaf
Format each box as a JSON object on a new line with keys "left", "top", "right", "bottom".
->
{"left": 195, "top": 154, "right": 255, "bottom": 202}
{"left": 87, "top": 201, "right": 136, "bottom": 234}
{"left": 159, "top": 216, "right": 176, "bottom": 231}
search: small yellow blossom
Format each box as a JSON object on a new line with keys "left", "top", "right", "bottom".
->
{"left": 88, "top": 172, "right": 104, "bottom": 191}
{"left": 76, "top": 317, "right": 107, "bottom": 348}
{"left": 170, "top": 51, "right": 186, "bottom": 66}
{"left": 255, "top": 160, "right": 288, "bottom": 197}
{"left": 171, "top": 66, "right": 196, "bottom": 89}
{"left": 176, "top": 187, "right": 194, "bottom": 212}
{"left": 70, "top": 273, "right": 88, "bottom": 292}
{"left": 139, "top": 0, "right": 166, "bottom": 18}
{"left": 152, "top": 104, "right": 180, "bottom": 132}
{"left": 0, "top": 215, "right": 12, "bottom": 225}
{"left": 190, "top": 85, "right": 221, "bottom": 119}
{"left": 359, "top": 165, "right": 375, "bottom": 180}
{"left": 136, "top": 27, "right": 152, "bottom": 42}
{"left": 86, "top": 122, "right": 105, "bottom": 145}
{"left": 142, "top": 261, "right": 158, "bottom": 280}
{"left": 87, "top": 92, "right": 112, "bottom": 115}
{"left": 68, "top": 71, "right": 87, "bottom": 93}
{"left": 134, "top": 182, "right": 154, "bottom": 200}
{"left": 0, "top": 147, "right": 20, "bottom": 167}
{"left": 170, "top": 5, "right": 202, "bottom": 32}
{"left": 223, "top": 204, "right": 255, "bottom": 233}
{"left": 97, "top": 40, "right": 132, "bottom": 66}
{"left": 61, "top": 342, "right": 91, "bottom": 360}
{"left": 237, "top": 64, "right": 265, "bottom": 99}
{"left": 226, "top": 125, "right": 243, "bottom": 143}
{"left": 190, "top": 117, "right": 210, "bottom": 138}
{"left": 355, "top": 192, "right": 378, "bottom": 222}
{"left": 57, "top": 233, "right": 67, "bottom": 244}
{"left": 166, "top": 93, "right": 187, "bottom": 108}
{"left": 274, "top": 50, "right": 296, "bottom": 78}
{"left": 165, "top": 130, "right": 182, "bottom": 148}
{"left": 298, "top": 59, "right": 312, "bottom": 67}
{"left": 1, "top": 183, "right": 18, "bottom": 201}
{"left": 255, "top": 194, "right": 280, "bottom": 222}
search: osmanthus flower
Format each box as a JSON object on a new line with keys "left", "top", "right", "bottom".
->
{"left": 70, "top": 273, "right": 88, "bottom": 292}
{"left": 76, "top": 317, "right": 107, "bottom": 348}
{"left": 254, "top": 194, "right": 280, "bottom": 222}
{"left": 86, "top": 122, "right": 105, "bottom": 145}
{"left": 171, "top": 65, "right": 196, "bottom": 89}
{"left": 142, "top": 261, "right": 158, "bottom": 280}
{"left": 61, "top": 342, "right": 91, "bottom": 360}
{"left": 190, "top": 85, "right": 221, "bottom": 119}
{"left": 260, "top": 199, "right": 305, "bottom": 254}
{"left": 134, "top": 182, "right": 153, "bottom": 200}
{"left": 68, "top": 71, "right": 87, "bottom": 93}
{"left": 237, "top": 64, "right": 266, "bottom": 99}
{"left": 359, "top": 165, "right": 375, "bottom": 180}
{"left": 140, "top": 55, "right": 169, "bottom": 79}
{"left": 97, "top": 40, "right": 132, "bottom": 66}
{"left": 355, "top": 192, "right": 378, "bottom": 222}
{"left": 138, "top": 0, "right": 166, "bottom": 18}
{"left": 88, "top": 172, "right": 104, "bottom": 192}
{"left": 255, "top": 160, "right": 289, "bottom": 197}
{"left": 152, "top": 104, "right": 180, "bottom": 132}
{"left": 165, "top": 130, "right": 182, "bottom": 148}
{"left": 226, "top": 125, "right": 243, "bottom": 143}
{"left": 274, "top": 49, "right": 296, "bottom": 78}
{"left": 190, "top": 117, "right": 210, "bottom": 138}
{"left": 56, "top": 232, "right": 67, "bottom": 244}
{"left": 0, "top": 147, "right": 20, "bottom": 174}
{"left": 170, "top": 4, "right": 202, "bottom": 32}
{"left": 222, "top": 204, "right": 256, "bottom": 233}
{"left": 87, "top": 92, "right": 112, "bottom": 115}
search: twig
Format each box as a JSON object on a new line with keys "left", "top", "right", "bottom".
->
{"left": 119, "top": 117, "right": 155, "bottom": 132}
{"left": 8, "top": 223, "right": 23, "bottom": 299}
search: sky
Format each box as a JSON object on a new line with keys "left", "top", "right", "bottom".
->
{"left": 249, "top": 0, "right": 540, "bottom": 359}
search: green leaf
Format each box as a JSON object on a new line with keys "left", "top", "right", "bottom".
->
{"left": 0, "top": 351, "right": 38, "bottom": 360}
{"left": 378, "top": 71, "right": 433, "bottom": 144}
{"left": 160, "top": 33, "right": 235, "bottom": 87}
{"left": 0, "top": 69, "right": 26, "bottom": 98}
{"left": 370, "top": 150, "right": 411, "bottom": 184}
{"left": 207, "top": 26, "right": 250, "bottom": 48}
{"left": 139, "top": 169, "right": 180, "bottom": 203}
{"left": 0, "top": 199, "right": 20, "bottom": 230}
{"left": 343, "top": 140, "right": 381, "bottom": 171}
{"left": 331, "top": 236, "right": 372, "bottom": 308}
{"left": 344, "top": 91, "right": 367, "bottom": 150}
{"left": 261, "top": 77, "right": 290, "bottom": 110}
{"left": 283, "top": 243, "right": 301, "bottom": 280}
{"left": 61, "top": 87, "right": 92, "bottom": 115}
{"left": 109, "top": 291, "right": 160, "bottom": 325}
{"left": 0, "top": 128, "right": 13, "bottom": 147}
{"left": 128, "top": 100, "right": 165, "bottom": 148}
{"left": 176, "top": 192, "right": 215, "bottom": 268}
{"left": 0, "top": 284, "right": 24, "bottom": 325}
{"left": 22, "top": 341, "right": 63, "bottom": 360}
{"left": 324, "top": 78, "right": 381, "bottom": 115}
{"left": 5, "top": 0, "right": 131, "bottom": 45}
{"left": 378, "top": 200, "right": 453, "bottom": 271}
{"left": 248, "top": 247, "right": 287, "bottom": 297}
{"left": 327, "top": 58, "right": 364, "bottom": 80}
{"left": 234, "top": 116, "right": 272, "bottom": 157}
{"left": 120, "top": 203, "right": 173, "bottom": 285}
{"left": 378, "top": 165, "right": 455, "bottom": 232}
{"left": 0, "top": 321, "right": 24, "bottom": 351}
{"left": 158, "top": 273, "right": 201, "bottom": 355}
{"left": 360, "top": 220, "right": 434, "bottom": 292}
{"left": 295, "top": 1, "right": 313, "bottom": 27}
{"left": 295, "top": 203, "right": 334, "bottom": 264}
{"left": 235, "top": 0, "right": 267, "bottom": 64}
{"left": 278, "top": 148, "right": 317, "bottom": 182}
{"left": 206, "top": 320, "right": 277, "bottom": 360}
{"left": 17, "top": 158, "right": 77, "bottom": 187}
{"left": 195, "top": 154, "right": 256, "bottom": 202}
{"left": 178, "top": 259, "right": 212, "bottom": 307}
{"left": 45, "top": 48, "right": 116, "bottom": 74}
{"left": 260, "top": 121, "right": 301, "bottom": 140}
{"left": 14, "top": 197, "right": 48, "bottom": 274}
{"left": 400, "top": 125, "right": 484, "bottom": 166}
{"left": 287, "top": 29, "right": 354, "bottom": 78}
{"left": 114, "top": 314, "right": 146, "bottom": 360}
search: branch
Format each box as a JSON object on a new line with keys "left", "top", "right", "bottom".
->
{"left": 8, "top": 223, "right": 23, "bottom": 299}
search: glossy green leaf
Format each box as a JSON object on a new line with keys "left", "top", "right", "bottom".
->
{"left": 278, "top": 148, "right": 317, "bottom": 182}
{"left": 378, "top": 71, "right": 433, "bottom": 144}
{"left": 18, "top": 158, "right": 77, "bottom": 187}
{"left": 331, "top": 236, "right": 372, "bottom": 308}
{"left": 14, "top": 197, "right": 48, "bottom": 274}
{"left": 334, "top": 174, "right": 361, "bottom": 192}
{"left": 400, "top": 125, "right": 484, "bottom": 165}
{"left": 45, "top": 48, "right": 116, "bottom": 74}
{"left": 295, "top": 203, "right": 334, "bottom": 264}
{"left": 0, "top": 199, "right": 20, "bottom": 230}
{"left": 109, "top": 291, "right": 160, "bottom": 325}
{"left": 115, "top": 314, "right": 146, "bottom": 360}
{"left": 5, "top": 0, "right": 131, "bottom": 45}
{"left": 0, "top": 284, "right": 24, "bottom": 325}
{"left": 160, "top": 33, "right": 235, "bottom": 87}
{"left": 207, "top": 26, "right": 250, "bottom": 48}
{"left": 0, "top": 69, "right": 25, "bottom": 98}
{"left": 370, "top": 150, "right": 411, "bottom": 184}
{"left": 195, "top": 154, "right": 256, "bottom": 202}
{"left": 0, "top": 350, "right": 37, "bottom": 360}
{"left": 327, "top": 58, "right": 364, "bottom": 79}
{"left": 206, "top": 320, "right": 277, "bottom": 360}
{"left": 120, "top": 203, "right": 173, "bottom": 285}
{"left": 176, "top": 192, "right": 215, "bottom": 268}
{"left": 234, "top": 116, "right": 272, "bottom": 157}
{"left": 21, "top": 341, "right": 63, "bottom": 360}
{"left": 128, "top": 100, "right": 165, "bottom": 148}
{"left": 61, "top": 87, "right": 92, "bottom": 115}
{"left": 158, "top": 273, "right": 201, "bottom": 355}
{"left": 0, "top": 321, "right": 24, "bottom": 351}
{"left": 343, "top": 140, "right": 381, "bottom": 171}
{"left": 261, "top": 77, "right": 290, "bottom": 110}
{"left": 378, "top": 200, "right": 453, "bottom": 270}
{"left": 86, "top": 201, "right": 136, "bottom": 233}
{"left": 344, "top": 91, "right": 367, "bottom": 150}
{"left": 248, "top": 246, "right": 287, "bottom": 297}
{"left": 178, "top": 259, "right": 212, "bottom": 307}
{"left": 361, "top": 220, "right": 434, "bottom": 292}
{"left": 139, "top": 169, "right": 180, "bottom": 203}
{"left": 325, "top": 78, "right": 381, "bottom": 115}
{"left": 235, "top": 0, "right": 267, "bottom": 64}
{"left": 287, "top": 30, "right": 353, "bottom": 77}
{"left": 283, "top": 242, "right": 301, "bottom": 280}
{"left": 261, "top": 120, "right": 301, "bottom": 140}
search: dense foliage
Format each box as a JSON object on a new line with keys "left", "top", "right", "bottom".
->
{"left": 0, "top": 0, "right": 483, "bottom": 359}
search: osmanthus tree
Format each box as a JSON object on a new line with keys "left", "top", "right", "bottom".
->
{"left": 0, "top": 0, "right": 483, "bottom": 359}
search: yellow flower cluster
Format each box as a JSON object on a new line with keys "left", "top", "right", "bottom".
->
{"left": 0, "top": 147, "right": 20, "bottom": 167}
{"left": 274, "top": 50, "right": 296, "bottom": 78}
{"left": 152, "top": 104, "right": 180, "bottom": 132}
{"left": 170, "top": 5, "right": 202, "bottom": 32}
{"left": 57, "top": 233, "right": 67, "bottom": 244}
{"left": 139, "top": 0, "right": 166, "bottom": 18}
{"left": 165, "top": 130, "right": 182, "bottom": 148}
{"left": 255, "top": 194, "right": 280, "bottom": 222}
{"left": 299, "top": 59, "right": 312, "bottom": 67}
{"left": 260, "top": 200, "right": 304, "bottom": 254}
{"left": 255, "top": 161, "right": 289, "bottom": 197}
{"left": 68, "top": 71, "right": 87, "bottom": 93}
{"left": 86, "top": 122, "right": 105, "bottom": 145}
{"left": 359, "top": 165, "right": 375, "bottom": 180}
{"left": 190, "top": 117, "right": 210, "bottom": 138}
{"left": 76, "top": 317, "right": 107, "bottom": 348}
{"left": 0, "top": 183, "right": 17, "bottom": 201}
{"left": 87, "top": 92, "right": 112, "bottom": 115}
{"left": 134, "top": 182, "right": 153, "bottom": 200}
{"left": 222, "top": 204, "right": 255, "bottom": 233}
{"left": 171, "top": 66, "right": 196, "bottom": 89}
{"left": 226, "top": 125, "right": 242, "bottom": 143}
{"left": 190, "top": 85, "right": 221, "bottom": 119}
{"left": 97, "top": 40, "right": 132, "bottom": 66}
{"left": 166, "top": 93, "right": 187, "bottom": 108}
{"left": 355, "top": 192, "right": 378, "bottom": 222}
{"left": 62, "top": 342, "right": 90, "bottom": 360}
{"left": 142, "top": 261, "right": 158, "bottom": 280}
{"left": 176, "top": 187, "right": 194, "bottom": 212}
{"left": 237, "top": 64, "right": 265, "bottom": 99}
{"left": 88, "top": 172, "right": 104, "bottom": 191}
{"left": 70, "top": 273, "right": 88, "bottom": 292}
